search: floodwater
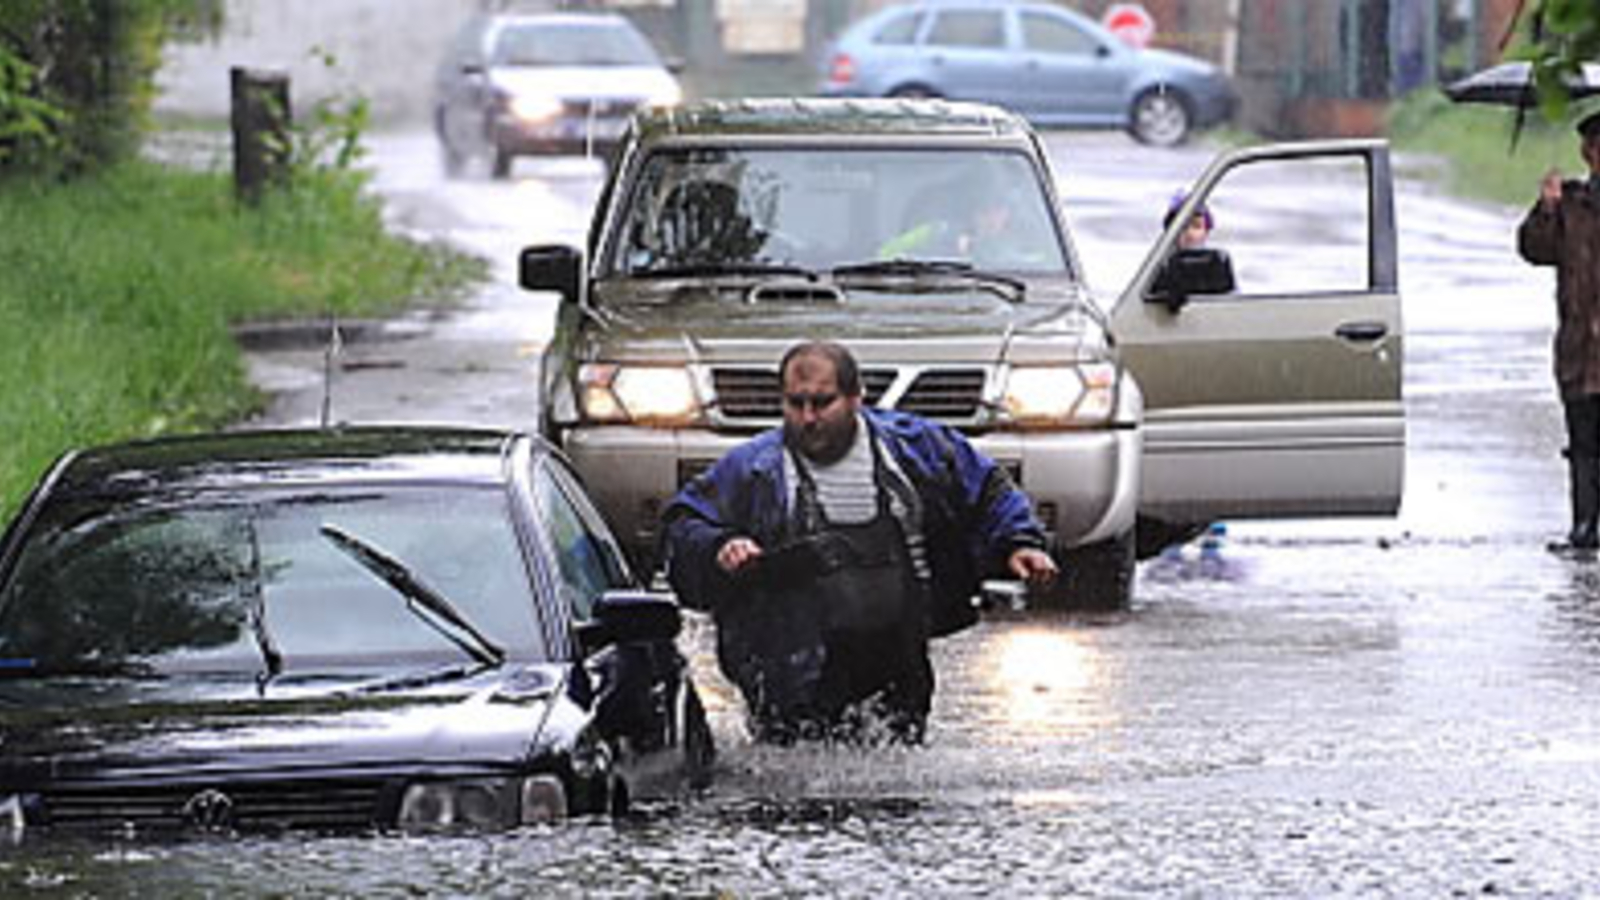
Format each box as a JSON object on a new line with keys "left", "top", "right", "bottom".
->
{"left": 8, "top": 131, "right": 1600, "bottom": 896}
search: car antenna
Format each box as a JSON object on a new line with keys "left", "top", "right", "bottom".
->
{"left": 320, "top": 311, "right": 343, "bottom": 429}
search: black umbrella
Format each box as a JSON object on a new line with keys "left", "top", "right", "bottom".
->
{"left": 1444, "top": 60, "right": 1600, "bottom": 107}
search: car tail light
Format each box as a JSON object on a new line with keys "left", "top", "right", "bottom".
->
{"left": 828, "top": 53, "right": 856, "bottom": 86}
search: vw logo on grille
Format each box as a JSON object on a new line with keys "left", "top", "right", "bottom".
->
{"left": 181, "top": 789, "right": 235, "bottom": 831}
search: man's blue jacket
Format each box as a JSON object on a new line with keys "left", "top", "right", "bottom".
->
{"left": 662, "top": 408, "right": 1048, "bottom": 637}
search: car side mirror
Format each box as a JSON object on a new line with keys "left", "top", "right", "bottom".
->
{"left": 1147, "top": 247, "right": 1235, "bottom": 312}
{"left": 520, "top": 244, "right": 583, "bottom": 304}
{"left": 662, "top": 56, "right": 687, "bottom": 74}
{"left": 576, "top": 590, "right": 682, "bottom": 654}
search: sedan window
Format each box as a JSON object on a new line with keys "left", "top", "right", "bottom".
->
{"left": 873, "top": 10, "right": 925, "bottom": 46}
{"left": 0, "top": 487, "right": 544, "bottom": 677}
{"left": 925, "top": 10, "right": 1006, "bottom": 49}
{"left": 533, "top": 462, "right": 631, "bottom": 622}
{"left": 493, "top": 23, "right": 659, "bottom": 67}
{"left": 1021, "top": 12, "right": 1101, "bottom": 56}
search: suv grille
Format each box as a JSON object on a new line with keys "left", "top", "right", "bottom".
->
{"left": 710, "top": 367, "right": 982, "bottom": 422}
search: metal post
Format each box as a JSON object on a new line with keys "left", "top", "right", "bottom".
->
{"left": 230, "top": 67, "right": 291, "bottom": 205}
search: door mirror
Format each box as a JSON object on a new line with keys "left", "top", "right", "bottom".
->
{"left": 576, "top": 590, "right": 682, "bottom": 654}
{"left": 1147, "top": 247, "right": 1235, "bottom": 312}
{"left": 520, "top": 244, "right": 583, "bottom": 303}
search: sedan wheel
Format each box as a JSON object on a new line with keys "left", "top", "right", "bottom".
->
{"left": 1130, "top": 88, "right": 1192, "bottom": 147}
{"left": 889, "top": 84, "right": 939, "bottom": 100}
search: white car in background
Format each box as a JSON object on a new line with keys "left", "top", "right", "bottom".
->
{"left": 432, "top": 11, "right": 682, "bottom": 178}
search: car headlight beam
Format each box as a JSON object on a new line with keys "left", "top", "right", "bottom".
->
{"left": 508, "top": 94, "right": 563, "bottom": 123}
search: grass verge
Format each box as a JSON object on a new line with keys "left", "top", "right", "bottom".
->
{"left": 0, "top": 160, "right": 486, "bottom": 521}
{"left": 1387, "top": 89, "right": 1592, "bottom": 208}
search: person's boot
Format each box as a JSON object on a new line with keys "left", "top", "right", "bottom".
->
{"left": 1549, "top": 454, "right": 1600, "bottom": 554}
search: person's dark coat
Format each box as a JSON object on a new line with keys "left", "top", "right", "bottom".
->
{"left": 1519, "top": 179, "right": 1600, "bottom": 396}
{"left": 661, "top": 407, "right": 1048, "bottom": 639}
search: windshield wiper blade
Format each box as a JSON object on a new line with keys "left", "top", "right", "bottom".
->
{"left": 633, "top": 261, "right": 818, "bottom": 281}
{"left": 831, "top": 258, "right": 1026, "bottom": 301}
{"left": 242, "top": 516, "right": 282, "bottom": 694}
{"left": 320, "top": 525, "right": 506, "bottom": 669}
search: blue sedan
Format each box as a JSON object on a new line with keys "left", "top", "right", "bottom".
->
{"left": 819, "top": 0, "right": 1235, "bottom": 146}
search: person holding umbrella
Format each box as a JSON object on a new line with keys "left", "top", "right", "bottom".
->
{"left": 1518, "top": 110, "right": 1600, "bottom": 554}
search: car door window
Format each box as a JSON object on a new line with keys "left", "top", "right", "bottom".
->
{"left": 1190, "top": 156, "right": 1370, "bottom": 298}
{"left": 1021, "top": 12, "right": 1100, "bottom": 56}
{"left": 534, "top": 461, "right": 630, "bottom": 622}
{"left": 874, "top": 9, "right": 924, "bottom": 45}
{"left": 925, "top": 9, "right": 1006, "bottom": 48}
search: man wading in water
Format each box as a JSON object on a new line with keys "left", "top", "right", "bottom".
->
{"left": 662, "top": 340, "right": 1057, "bottom": 743}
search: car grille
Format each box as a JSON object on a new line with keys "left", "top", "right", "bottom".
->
{"left": 710, "top": 366, "right": 985, "bottom": 422}
{"left": 563, "top": 98, "right": 641, "bottom": 120}
{"left": 34, "top": 777, "right": 389, "bottom": 833}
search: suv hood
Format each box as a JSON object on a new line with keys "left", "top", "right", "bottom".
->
{"left": 587, "top": 279, "right": 1107, "bottom": 361}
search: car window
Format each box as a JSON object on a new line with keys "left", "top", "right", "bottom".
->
{"left": 493, "top": 21, "right": 660, "bottom": 67}
{"left": 533, "top": 460, "right": 631, "bottom": 621}
{"left": 1021, "top": 11, "right": 1100, "bottom": 56}
{"left": 873, "top": 9, "right": 925, "bottom": 45}
{"left": 611, "top": 146, "right": 1071, "bottom": 278}
{"left": 0, "top": 486, "right": 545, "bottom": 676}
{"left": 1182, "top": 156, "right": 1371, "bottom": 297}
{"left": 925, "top": 9, "right": 1006, "bottom": 49}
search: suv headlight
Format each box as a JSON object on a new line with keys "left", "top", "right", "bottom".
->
{"left": 398, "top": 776, "right": 568, "bottom": 831}
{"left": 1001, "top": 362, "right": 1116, "bottom": 426}
{"left": 579, "top": 363, "right": 700, "bottom": 425}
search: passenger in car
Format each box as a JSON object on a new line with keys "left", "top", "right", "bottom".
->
{"left": 1518, "top": 109, "right": 1600, "bottom": 555}
{"left": 662, "top": 340, "right": 1057, "bottom": 744}
{"left": 1150, "top": 190, "right": 1235, "bottom": 309}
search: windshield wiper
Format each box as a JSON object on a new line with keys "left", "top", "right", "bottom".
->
{"left": 242, "top": 516, "right": 282, "bottom": 694}
{"left": 632, "top": 261, "right": 818, "bottom": 281}
{"left": 831, "top": 258, "right": 1026, "bottom": 301}
{"left": 320, "top": 525, "right": 506, "bottom": 669}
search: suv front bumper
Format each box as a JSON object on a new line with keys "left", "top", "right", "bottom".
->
{"left": 562, "top": 424, "right": 1140, "bottom": 566}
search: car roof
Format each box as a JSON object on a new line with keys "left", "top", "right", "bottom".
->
{"left": 484, "top": 11, "right": 634, "bottom": 30}
{"left": 47, "top": 427, "right": 535, "bottom": 500}
{"left": 633, "top": 97, "right": 1036, "bottom": 142}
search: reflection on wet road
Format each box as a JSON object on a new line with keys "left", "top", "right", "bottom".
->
{"left": 10, "top": 131, "right": 1600, "bottom": 896}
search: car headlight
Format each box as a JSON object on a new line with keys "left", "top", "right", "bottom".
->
{"left": 397, "top": 776, "right": 567, "bottom": 831}
{"left": 579, "top": 364, "right": 700, "bottom": 425}
{"left": 647, "top": 81, "right": 683, "bottom": 109}
{"left": 1001, "top": 362, "right": 1117, "bottom": 426}
{"left": 508, "top": 94, "right": 563, "bottom": 123}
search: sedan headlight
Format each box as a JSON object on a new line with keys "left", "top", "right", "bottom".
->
{"left": 397, "top": 776, "right": 567, "bottom": 831}
{"left": 1001, "top": 362, "right": 1117, "bottom": 426}
{"left": 579, "top": 364, "right": 700, "bottom": 425}
{"left": 508, "top": 94, "right": 563, "bottom": 123}
{"left": 646, "top": 81, "right": 683, "bottom": 109}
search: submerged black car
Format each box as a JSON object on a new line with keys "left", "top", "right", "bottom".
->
{"left": 0, "top": 428, "right": 713, "bottom": 836}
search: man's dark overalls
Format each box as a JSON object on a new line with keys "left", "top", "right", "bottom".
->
{"left": 716, "top": 438, "right": 934, "bottom": 744}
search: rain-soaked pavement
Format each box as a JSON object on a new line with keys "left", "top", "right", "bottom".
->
{"left": 8, "top": 130, "right": 1600, "bottom": 897}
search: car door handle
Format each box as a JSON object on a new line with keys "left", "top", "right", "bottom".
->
{"left": 1334, "top": 321, "right": 1388, "bottom": 343}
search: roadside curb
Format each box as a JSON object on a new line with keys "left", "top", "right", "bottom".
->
{"left": 232, "top": 318, "right": 428, "bottom": 352}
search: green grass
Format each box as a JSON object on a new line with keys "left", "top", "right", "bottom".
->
{"left": 0, "top": 161, "right": 485, "bottom": 521}
{"left": 1388, "top": 90, "right": 1593, "bottom": 208}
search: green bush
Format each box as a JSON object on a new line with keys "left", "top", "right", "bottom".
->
{"left": 0, "top": 161, "right": 485, "bottom": 521}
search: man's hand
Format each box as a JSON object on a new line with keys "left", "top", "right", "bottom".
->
{"left": 1007, "top": 547, "right": 1058, "bottom": 588}
{"left": 716, "top": 536, "right": 764, "bottom": 574}
{"left": 1541, "top": 169, "right": 1564, "bottom": 209}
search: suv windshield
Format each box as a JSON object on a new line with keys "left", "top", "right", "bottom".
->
{"left": 494, "top": 22, "right": 660, "bottom": 67}
{"left": 610, "top": 147, "right": 1073, "bottom": 279}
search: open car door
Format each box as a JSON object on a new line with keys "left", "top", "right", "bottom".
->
{"left": 1111, "top": 139, "right": 1404, "bottom": 529}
